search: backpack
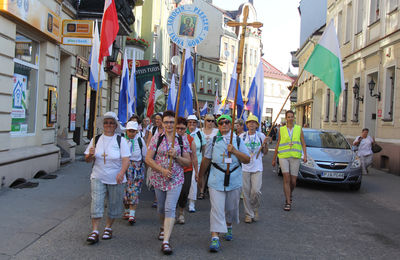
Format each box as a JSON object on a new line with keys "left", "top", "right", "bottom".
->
{"left": 153, "top": 134, "right": 184, "bottom": 159}
{"left": 152, "top": 126, "right": 157, "bottom": 136}
{"left": 196, "top": 131, "right": 203, "bottom": 153}
{"left": 212, "top": 135, "right": 241, "bottom": 149}
{"left": 242, "top": 132, "right": 263, "bottom": 145}
{"left": 95, "top": 134, "right": 122, "bottom": 148}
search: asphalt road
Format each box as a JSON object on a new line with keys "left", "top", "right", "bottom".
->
{"left": 1, "top": 150, "right": 399, "bottom": 259}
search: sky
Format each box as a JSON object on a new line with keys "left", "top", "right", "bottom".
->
{"left": 212, "top": 0, "right": 301, "bottom": 74}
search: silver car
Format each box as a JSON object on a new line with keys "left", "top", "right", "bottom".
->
{"left": 297, "top": 129, "right": 362, "bottom": 190}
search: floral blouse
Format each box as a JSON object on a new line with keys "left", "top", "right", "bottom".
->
{"left": 149, "top": 133, "right": 190, "bottom": 191}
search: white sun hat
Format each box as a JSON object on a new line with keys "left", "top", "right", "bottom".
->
{"left": 187, "top": 115, "right": 198, "bottom": 121}
{"left": 126, "top": 121, "right": 139, "bottom": 130}
{"left": 98, "top": 111, "right": 125, "bottom": 133}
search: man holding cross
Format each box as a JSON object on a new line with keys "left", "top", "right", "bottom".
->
{"left": 199, "top": 115, "right": 250, "bottom": 252}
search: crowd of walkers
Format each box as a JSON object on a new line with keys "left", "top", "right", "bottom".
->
{"left": 83, "top": 109, "right": 306, "bottom": 254}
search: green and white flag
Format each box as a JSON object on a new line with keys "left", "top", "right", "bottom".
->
{"left": 304, "top": 20, "right": 345, "bottom": 104}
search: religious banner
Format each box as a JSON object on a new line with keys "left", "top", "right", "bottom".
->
{"left": 135, "top": 64, "right": 164, "bottom": 119}
{"left": 11, "top": 73, "right": 28, "bottom": 133}
{"left": 167, "top": 5, "right": 209, "bottom": 48}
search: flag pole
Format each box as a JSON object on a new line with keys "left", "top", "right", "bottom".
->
{"left": 255, "top": 67, "right": 305, "bottom": 159}
{"left": 192, "top": 82, "right": 202, "bottom": 128}
{"left": 92, "top": 63, "right": 102, "bottom": 147}
{"left": 168, "top": 48, "right": 186, "bottom": 170}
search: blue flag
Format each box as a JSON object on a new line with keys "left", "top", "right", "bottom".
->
{"left": 200, "top": 101, "right": 208, "bottom": 116}
{"left": 118, "top": 50, "right": 130, "bottom": 125}
{"left": 128, "top": 52, "right": 136, "bottom": 116}
{"left": 167, "top": 74, "right": 177, "bottom": 111}
{"left": 246, "top": 61, "right": 264, "bottom": 123}
{"left": 226, "top": 59, "right": 244, "bottom": 118}
{"left": 177, "top": 47, "right": 194, "bottom": 117}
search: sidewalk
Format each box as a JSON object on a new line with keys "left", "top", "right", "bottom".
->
{"left": 0, "top": 160, "right": 92, "bottom": 258}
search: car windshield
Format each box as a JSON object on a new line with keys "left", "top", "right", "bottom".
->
{"left": 304, "top": 131, "right": 351, "bottom": 149}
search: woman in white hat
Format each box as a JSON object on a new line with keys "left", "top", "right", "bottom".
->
{"left": 123, "top": 121, "right": 147, "bottom": 225}
{"left": 186, "top": 115, "right": 205, "bottom": 212}
{"left": 84, "top": 111, "right": 131, "bottom": 244}
{"left": 240, "top": 115, "right": 268, "bottom": 223}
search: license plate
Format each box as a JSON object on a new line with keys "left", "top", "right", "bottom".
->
{"left": 321, "top": 172, "right": 345, "bottom": 179}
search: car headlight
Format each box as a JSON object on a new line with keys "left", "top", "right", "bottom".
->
{"left": 351, "top": 156, "right": 361, "bottom": 169}
{"left": 301, "top": 154, "right": 315, "bottom": 168}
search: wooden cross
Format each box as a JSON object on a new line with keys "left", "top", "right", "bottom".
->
{"left": 220, "top": 151, "right": 227, "bottom": 163}
{"left": 223, "top": 5, "right": 263, "bottom": 186}
{"left": 102, "top": 151, "right": 107, "bottom": 164}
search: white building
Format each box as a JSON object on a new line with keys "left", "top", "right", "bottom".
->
{"left": 262, "top": 58, "right": 294, "bottom": 125}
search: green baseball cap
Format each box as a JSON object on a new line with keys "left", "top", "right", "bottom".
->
{"left": 217, "top": 114, "right": 232, "bottom": 123}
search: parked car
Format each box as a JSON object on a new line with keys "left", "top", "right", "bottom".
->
{"left": 295, "top": 128, "right": 362, "bottom": 190}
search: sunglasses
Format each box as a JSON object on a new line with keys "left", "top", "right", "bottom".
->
{"left": 163, "top": 121, "right": 175, "bottom": 125}
{"left": 218, "top": 120, "right": 231, "bottom": 126}
{"left": 176, "top": 127, "right": 186, "bottom": 131}
{"left": 206, "top": 120, "right": 214, "bottom": 123}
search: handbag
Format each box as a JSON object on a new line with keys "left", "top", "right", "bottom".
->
{"left": 371, "top": 143, "right": 382, "bottom": 153}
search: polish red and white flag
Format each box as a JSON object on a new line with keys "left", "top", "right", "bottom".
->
{"left": 98, "top": 0, "right": 119, "bottom": 65}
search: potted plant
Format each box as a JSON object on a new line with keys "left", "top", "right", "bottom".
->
{"left": 126, "top": 37, "right": 149, "bottom": 49}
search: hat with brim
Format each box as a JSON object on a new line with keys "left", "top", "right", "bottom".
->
{"left": 126, "top": 121, "right": 139, "bottom": 131}
{"left": 187, "top": 115, "right": 198, "bottom": 121}
{"left": 217, "top": 114, "right": 232, "bottom": 124}
{"left": 98, "top": 111, "right": 125, "bottom": 133}
{"left": 246, "top": 114, "right": 259, "bottom": 125}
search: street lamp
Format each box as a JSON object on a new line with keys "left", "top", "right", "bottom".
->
{"left": 368, "top": 78, "right": 381, "bottom": 101}
{"left": 352, "top": 83, "right": 364, "bottom": 103}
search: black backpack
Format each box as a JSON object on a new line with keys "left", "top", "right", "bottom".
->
{"left": 153, "top": 134, "right": 184, "bottom": 159}
{"left": 95, "top": 134, "right": 122, "bottom": 148}
{"left": 196, "top": 131, "right": 203, "bottom": 153}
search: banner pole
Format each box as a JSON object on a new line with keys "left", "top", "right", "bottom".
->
{"left": 192, "top": 82, "right": 202, "bottom": 128}
{"left": 168, "top": 48, "right": 186, "bottom": 170}
{"left": 92, "top": 63, "right": 102, "bottom": 148}
{"left": 255, "top": 67, "right": 306, "bottom": 159}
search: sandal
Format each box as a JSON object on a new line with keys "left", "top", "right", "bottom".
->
{"left": 102, "top": 228, "right": 112, "bottom": 240}
{"left": 123, "top": 211, "right": 129, "bottom": 220}
{"left": 161, "top": 242, "right": 173, "bottom": 255}
{"left": 86, "top": 231, "right": 99, "bottom": 244}
{"left": 158, "top": 228, "right": 164, "bottom": 240}
{"left": 128, "top": 216, "right": 136, "bottom": 225}
{"left": 284, "top": 203, "right": 291, "bottom": 211}
{"left": 198, "top": 192, "right": 205, "bottom": 200}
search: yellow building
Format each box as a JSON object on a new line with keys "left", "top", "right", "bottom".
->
{"left": 297, "top": 0, "right": 400, "bottom": 174}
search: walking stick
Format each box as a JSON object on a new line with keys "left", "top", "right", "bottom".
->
{"left": 255, "top": 67, "right": 306, "bottom": 159}
{"left": 168, "top": 48, "right": 186, "bottom": 170}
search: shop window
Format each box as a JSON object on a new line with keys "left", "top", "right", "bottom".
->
{"left": 12, "top": 34, "right": 39, "bottom": 134}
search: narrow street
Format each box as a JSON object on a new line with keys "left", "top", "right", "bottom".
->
{"left": 1, "top": 151, "right": 399, "bottom": 259}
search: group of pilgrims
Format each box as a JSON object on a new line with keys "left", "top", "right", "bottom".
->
{"left": 84, "top": 109, "right": 306, "bottom": 254}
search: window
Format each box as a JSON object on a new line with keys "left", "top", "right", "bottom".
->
{"left": 356, "top": 0, "right": 364, "bottom": 33}
{"left": 207, "top": 78, "right": 212, "bottom": 93}
{"left": 337, "top": 11, "right": 343, "bottom": 44}
{"left": 12, "top": 34, "right": 39, "bottom": 134}
{"left": 224, "top": 42, "right": 228, "bottom": 60}
{"left": 388, "top": 0, "right": 398, "bottom": 13}
{"left": 250, "top": 49, "right": 253, "bottom": 65}
{"left": 222, "top": 73, "right": 226, "bottom": 90}
{"left": 345, "top": 3, "right": 353, "bottom": 43}
{"left": 383, "top": 67, "right": 395, "bottom": 121}
{"left": 231, "top": 45, "right": 235, "bottom": 62}
{"left": 341, "top": 83, "right": 348, "bottom": 122}
{"left": 332, "top": 101, "right": 338, "bottom": 122}
{"left": 199, "top": 76, "right": 204, "bottom": 92}
{"left": 209, "top": 64, "right": 212, "bottom": 71}
{"left": 254, "top": 50, "right": 257, "bottom": 64}
{"left": 324, "top": 89, "right": 331, "bottom": 122}
{"left": 352, "top": 78, "right": 360, "bottom": 122}
{"left": 370, "top": 0, "right": 380, "bottom": 24}
{"left": 214, "top": 79, "right": 219, "bottom": 94}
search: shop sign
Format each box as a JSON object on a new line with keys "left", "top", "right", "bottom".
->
{"left": 0, "top": 0, "right": 61, "bottom": 42}
{"left": 127, "top": 59, "right": 149, "bottom": 70}
{"left": 76, "top": 56, "right": 89, "bottom": 80}
{"left": 62, "top": 20, "right": 93, "bottom": 37}
{"left": 167, "top": 5, "right": 209, "bottom": 48}
{"left": 11, "top": 73, "right": 28, "bottom": 133}
{"left": 62, "top": 37, "right": 92, "bottom": 46}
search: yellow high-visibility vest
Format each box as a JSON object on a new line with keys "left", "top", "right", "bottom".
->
{"left": 278, "top": 125, "right": 302, "bottom": 159}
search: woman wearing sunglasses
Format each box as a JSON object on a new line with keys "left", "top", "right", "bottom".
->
{"left": 198, "top": 115, "right": 250, "bottom": 253}
{"left": 145, "top": 110, "right": 191, "bottom": 255}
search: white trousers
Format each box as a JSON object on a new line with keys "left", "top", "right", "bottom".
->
{"left": 360, "top": 154, "right": 373, "bottom": 175}
{"left": 209, "top": 187, "right": 241, "bottom": 233}
{"left": 188, "top": 165, "right": 198, "bottom": 201}
{"left": 242, "top": 171, "right": 262, "bottom": 218}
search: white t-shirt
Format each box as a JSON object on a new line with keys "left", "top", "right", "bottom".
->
{"left": 353, "top": 135, "right": 373, "bottom": 157}
{"left": 85, "top": 134, "right": 131, "bottom": 184}
{"left": 126, "top": 135, "right": 147, "bottom": 162}
{"left": 240, "top": 131, "right": 266, "bottom": 172}
{"left": 203, "top": 128, "right": 218, "bottom": 143}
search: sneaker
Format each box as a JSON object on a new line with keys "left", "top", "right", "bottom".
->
{"left": 177, "top": 214, "right": 185, "bottom": 224}
{"left": 188, "top": 204, "right": 196, "bottom": 213}
{"left": 244, "top": 215, "right": 252, "bottom": 223}
{"left": 224, "top": 227, "right": 233, "bottom": 241}
{"left": 209, "top": 238, "right": 220, "bottom": 252}
{"left": 253, "top": 210, "right": 259, "bottom": 222}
